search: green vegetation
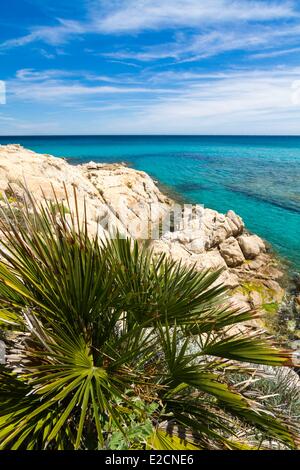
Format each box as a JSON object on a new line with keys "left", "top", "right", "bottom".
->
{"left": 263, "top": 302, "right": 279, "bottom": 315}
{"left": 240, "top": 281, "right": 269, "bottom": 298}
{"left": 0, "top": 188, "right": 20, "bottom": 205}
{"left": 262, "top": 302, "right": 281, "bottom": 335}
{"left": 255, "top": 368, "right": 300, "bottom": 420}
{"left": 104, "top": 398, "right": 157, "bottom": 450}
{"left": 0, "top": 191, "right": 298, "bottom": 450}
{"left": 238, "top": 282, "right": 282, "bottom": 333}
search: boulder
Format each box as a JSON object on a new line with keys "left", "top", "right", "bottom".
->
{"left": 226, "top": 210, "right": 244, "bottom": 235}
{"left": 200, "top": 209, "right": 245, "bottom": 249}
{"left": 218, "top": 270, "right": 240, "bottom": 289}
{"left": 194, "top": 249, "right": 227, "bottom": 271}
{"left": 238, "top": 234, "right": 265, "bottom": 259}
{"left": 219, "top": 237, "right": 245, "bottom": 267}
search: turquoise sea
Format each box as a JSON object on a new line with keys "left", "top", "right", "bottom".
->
{"left": 0, "top": 135, "right": 299, "bottom": 269}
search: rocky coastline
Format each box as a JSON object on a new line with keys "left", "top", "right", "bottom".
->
{"left": 0, "top": 144, "right": 293, "bottom": 333}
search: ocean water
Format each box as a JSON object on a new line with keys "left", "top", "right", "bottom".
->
{"left": 0, "top": 135, "right": 299, "bottom": 269}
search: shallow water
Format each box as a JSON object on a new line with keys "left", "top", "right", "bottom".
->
{"left": 0, "top": 135, "right": 299, "bottom": 268}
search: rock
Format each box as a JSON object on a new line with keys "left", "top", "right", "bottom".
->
{"left": 194, "top": 249, "right": 227, "bottom": 271}
{"left": 226, "top": 210, "right": 245, "bottom": 235}
{"left": 176, "top": 230, "right": 193, "bottom": 244}
{"left": 163, "top": 208, "right": 246, "bottom": 252}
{"left": 249, "top": 290, "right": 263, "bottom": 308}
{"left": 186, "top": 238, "right": 205, "bottom": 254}
{"left": 0, "top": 144, "right": 286, "bottom": 324}
{"left": 219, "top": 237, "right": 245, "bottom": 267}
{"left": 218, "top": 271, "right": 240, "bottom": 289}
{"left": 262, "top": 280, "right": 285, "bottom": 303}
{"left": 238, "top": 234, "right": 265, "bottom": 259}
{"left": 230, "top": 291, "right": 251, "bottom": 313}
{"left": 0, "top": 144, "right": 172, "bottom": 240}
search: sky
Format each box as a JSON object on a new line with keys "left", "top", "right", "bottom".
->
{"left": 1, "top": 0, "right": 300, "bottom": 134}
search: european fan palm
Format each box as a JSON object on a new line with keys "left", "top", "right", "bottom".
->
{"left": 0, "top": 189, "right": 298, "bottom": 450}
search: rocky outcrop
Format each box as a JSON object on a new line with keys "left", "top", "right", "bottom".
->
{"left": 0, "top": 144, "right": 172, "bottom": 240}
{"left": 151, "top": 208, "right": 284, "bottom": 315}
{"left": 0, "top": 144, "right": 285, "bottom": 317}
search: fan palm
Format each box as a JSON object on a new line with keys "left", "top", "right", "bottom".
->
{"left": 0, "top": 189, "right": 298, "bottom": 450}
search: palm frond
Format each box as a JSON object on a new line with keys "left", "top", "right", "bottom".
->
{"left": 0, "top": 187, "right": 298, "bottom": 450}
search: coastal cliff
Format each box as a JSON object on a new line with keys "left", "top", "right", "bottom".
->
{"left": 0, "top": 144, "right": 286, "bottom": 325}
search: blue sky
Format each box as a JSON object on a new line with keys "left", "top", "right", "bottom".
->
{"left": 1, "top": 0, "right": 300, "bottom": 134}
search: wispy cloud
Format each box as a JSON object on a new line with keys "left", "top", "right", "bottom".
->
{"left": 63, "top": 67, "right": 300, "bottom": 134}
{"left": 3, "top": 66, "right": 300, "bottom": 135}
{"left": 15, "top": 69, "right": 77, "bottom": 81}
{"left": 0, "top": 19, "right": 84, "bottom": 51}
{"left": 249, "top": 46, "right": 300, "bottom": 59}
{"left": 0, "top": 0, "right": 298, "bottom": 53}
{"left": 103, "top": 22, "right": 300, "bottom": 64}
{"left": 36, "top": 48, "right": 56, "bottom": 59}
{"left": 127, "top": 69, "right": 300, "bottom": 134}
{"left": 8, "top": 69, "right": 175, "bottom": 103}
{"left": 2, "top": 1, "right": 300, "bottom": 135}
{"left": 0, "top": 115, "right": 14, "bottom": 122}
{"left": 95, "top": 0, "right": 298, "bottom": 33}
{"left": 10, "top": 83, "right": 158, "bottom": 101}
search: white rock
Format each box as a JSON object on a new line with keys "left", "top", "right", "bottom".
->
{"left": 226, "top": 210, "right": 245, "bottom": 235}
{"left": 194, "top": 249, "right": 227, "bottom": 271}
{"left": 0, "top": 144, "right": 172, "bottom": 241}
{"left": 238, "top": 234, "right": 266, "bottom": 259}
{"left": 218, "top": 270, "right": 240, "bottom": 289}
{"left": 186, "top": 238, "right": 205, "bottom": 254}
{"left": 219, "top": 237, "right": 245, "bottom": 267}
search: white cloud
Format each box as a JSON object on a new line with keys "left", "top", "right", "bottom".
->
{"left": 0, "top": 19, "right": 84, "bottom": 51}
{"left": 250, "top": 46, "right": 300, "bottom": 59}
{"left": 8, "top": 69, "right": 174, "bottom": 103}
{"left": 96, "top": 0, "right": 297, "bottom": 33}
{"left": 128, "top": 70, "right": 300, "bottom": 133}
{"left": 10, "top": 83, "right": 156, "bottom": 101}
{"left": 0, "top": 81, "right": 6, "bottom": 105}
{"left": 37, "top": 48, "right": 56, "bottom": 59}
{"left": 0, "top": 0, "right": 297, "bottom": 53}
{"left": 0, "top": 115, "right": 14, "bottom": 121}
{"left": 103, "top": 22, "right": 300, "bottom": 63}
{"left": 63, "top": 67, "right": 300, "bottom": 134}
{"left": 5, "top": 66, "right": 300, "bottom": 133}
{"left": 15, "top": 69, "right": 77, "bottom": 81}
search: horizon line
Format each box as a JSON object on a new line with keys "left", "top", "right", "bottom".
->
{"left": 1, "top": 134, "right": 300, "bottom": 138}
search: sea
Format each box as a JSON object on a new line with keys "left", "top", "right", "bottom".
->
{"left": 0, "top": 135, "right": 299, "bottom": 270}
